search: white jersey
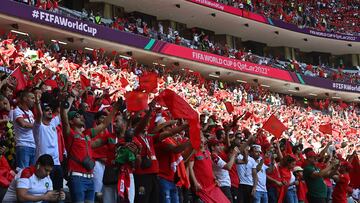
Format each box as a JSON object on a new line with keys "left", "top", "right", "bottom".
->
{"left": 33, "top": 116, "right": 61, "bottom": 165}
{"left": 13, "top": 106, "right": 35, "bottom": 148}
{"left": 237, "top": 154, "right": 257, "bottom": 186}
{"left": 3, "top": 166, "right": 53, "bottom": 203}
{"left": 211, "top": 153, "right": 231, "bottom": 187}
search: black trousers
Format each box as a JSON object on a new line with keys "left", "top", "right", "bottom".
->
{"left": 238, "top": 184, "right": 253, "bottom": 203}
{"left": 307, "top": 195, "right": 326, "bottom": 203}
{"left": 231, "top": 186, "right": 239, "bottom": 203}
{"left": 0, "top": 186, "right": 7, "bottom": 202}
{"left": 50, "top": 165, "right": 64, "bottom": 190}
{"left": 134, "top": 173, "right": 159, "bottom": 203}
{"left": 221, "top": 186, "right": 233, "bottom": 203}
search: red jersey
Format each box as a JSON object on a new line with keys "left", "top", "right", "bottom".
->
{"left": 66, "top": 129, "right": 95, "bottom": 174}
{"left": 134, "top": 134, "right": 159, "bottom": 175}
{"left": 92, "top": 129, "right": 111, "bottom": 160}
{"left": 155, "top": 137, "right": 179, "bottom": 181}
{"left": 332, "top": 173, "right": 350, "bottom": 203}
{"left": 190, "top": 150, "right": 216, "bottom": 190}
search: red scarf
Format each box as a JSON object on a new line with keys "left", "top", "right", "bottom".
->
{"left": 117, "top": 166, "right": 131, "bottom": 199}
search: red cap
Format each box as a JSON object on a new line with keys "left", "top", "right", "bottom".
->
{"left": 305, "top": 151, "right": 317, "bottom": 158}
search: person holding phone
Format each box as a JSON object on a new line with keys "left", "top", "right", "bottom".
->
{"left": 2, "top": 154, "right": 65, "bottom": 203}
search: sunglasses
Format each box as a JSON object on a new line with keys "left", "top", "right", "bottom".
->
{"left": 44, "top": 108, "right": 52, "bottom": 112}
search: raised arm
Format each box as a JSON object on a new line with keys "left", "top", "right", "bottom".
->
{"left": 34, "top": 90, "right": 42, "bottom": 124}
{"left": 60, "top": 92, "right": 75, "bottom": 136}
{"left": 223, "top": 147, "right": 239, "bottom": 170}
{"left": 157, "top": 123, "right": 189, "bottom": 142}
{"left": 92, "top": 100, "right": 121, "bottom": 137}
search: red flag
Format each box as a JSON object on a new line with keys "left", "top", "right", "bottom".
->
{"left": 120, "top": 77, "right": 129, "bottom": 88}
{"left": 155, "top": 89, "right": 201, "bottom": 150}
{"left": 319, "top": 123, "right": 332, "bottom": 135}
{"left": 0, "top": 156, "right": 14, "bottom": 187}
{"left": 44, "top": 80, "right": 58, "bottom": 89}
{"left": 138, "top": 73, "right": 158, "bottom": 92}
{"left": 33, "top": 71, "right": 44, "bottom": 85}
{"left": 125, "top": 91, "right": 148, "bottom": 112}
{"left": 242, "top": 111, "right": 253, "bottom": 120}
{"left": 80, "top": 75, "right": 90, "bottom": 89}
{"left": 262, "top": 114, "right": 287, "bottom": 139}
{"left": 10, "top": 67, "right": 27, "bottom": 91}
{"left": 224, "top": 101, "right": 234, "bottom": 114}
{"left": 350, "top": 155, "right": 360, "bottom": 188}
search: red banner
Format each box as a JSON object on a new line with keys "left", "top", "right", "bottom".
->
{"left": 160, "top": 44, "right": 294, "bottom": 82}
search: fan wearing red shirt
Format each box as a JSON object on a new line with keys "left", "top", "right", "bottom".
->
{"left": 60, "top": 90, "right": 120, "bottom": 203}
{"left": 189, "top": 135, "right": 231, "bottom": 203}
{"left": 154, "top": 120, "right": 191, "bottom": 203}
{"left": 91, "top": 111, "right": 111, "bottom": 199}
{"left": 332, "top": 162, "right": 352, "bottom": 203}
{"left": 132, "top": 102, "right": 188, "bottom": 203}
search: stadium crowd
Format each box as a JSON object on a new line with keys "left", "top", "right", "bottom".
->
{"left": 216, "top": 0, "right": 360, "bottom": 36}
{"left": 0, "top": 29, "right": 359, "bottom": 203}
{"left": 13, "top": 0, "right": 360, "bottom": 85}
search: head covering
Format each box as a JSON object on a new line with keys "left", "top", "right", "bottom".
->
{"left": 68, "top": 111, "right": 80, "bottom": 120}
{"left": 251, "top": 144, "right": 262, "bottom": 152}
{"left": 293, "top": 166, "right": 303, "bottom": 173}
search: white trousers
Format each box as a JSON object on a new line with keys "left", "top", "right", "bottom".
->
{"left": 93, "top": 161, "right": 105, "bottom": 193}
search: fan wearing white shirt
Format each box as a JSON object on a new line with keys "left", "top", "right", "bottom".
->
{"left": 237, "top": 144, "right": 263, "bottom": 203}
{"left": 33, "top": 90, "right": 63, "bottom": 191}
{"left": 13, "top": 90, "right": 36, "bottom": 169}
{"left": 2, "top": 154, "right": 65, "bottom": 203}
{"left": 251, "top": 145, "right": 275, "bottom": 203}
{"left": 208, "top": 139, "right": 240, "bottom": 202}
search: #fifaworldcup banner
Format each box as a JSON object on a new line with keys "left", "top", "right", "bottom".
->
{"left": 0, "top": 0, "right": 151, "bottom": 48}
{"left": 159, "top": 43, "right": 294, "bottom": 82}
{"left": 296, "top": 74, "right": 360, "bottom": 93}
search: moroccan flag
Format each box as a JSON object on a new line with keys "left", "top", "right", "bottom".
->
{"left": 319, "top": 123, "right": 332, "bottom": 135}
{"left": 155, "top": 89, "right": 201, "bottom": 150}
{"left": 10, "top": 67, "right": 27, "bottom": 91}
{"left": 33, "top": 71, "right": 44, "bottom": 85}
{"left": 138, "top": 73, "right": 158, "bottom": 92}
{"left": 350, "top": 155, "right": 360, "bottom": 188}
{"left": 224, "top": 101, "right": 234, "bottom": 114}
{"left": 242, "top": 111, "right": 253, "bottom": 120}
{"left": 125, "top": 91, "right": 148, "bottom": 112}
{"left": 80, "top": 75, "right": 90, "bottom": 89}
{"left": 262, "top": 114, "right": 287, "bottom": 139}
{"left": 44, "top": 80, "right": 58, "bottom": 89}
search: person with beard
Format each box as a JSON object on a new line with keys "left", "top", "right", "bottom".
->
{"left": 33, "top": 90, "right": 63, "bottom": 193}
{"left": 13, "top": 90, "right": 36, "bottom": 169}
{"left": 60, "top": 89, "right": 121, "bottom": 203}
{"left": 102, "top": 113, "right": 141, "bottom": 203}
